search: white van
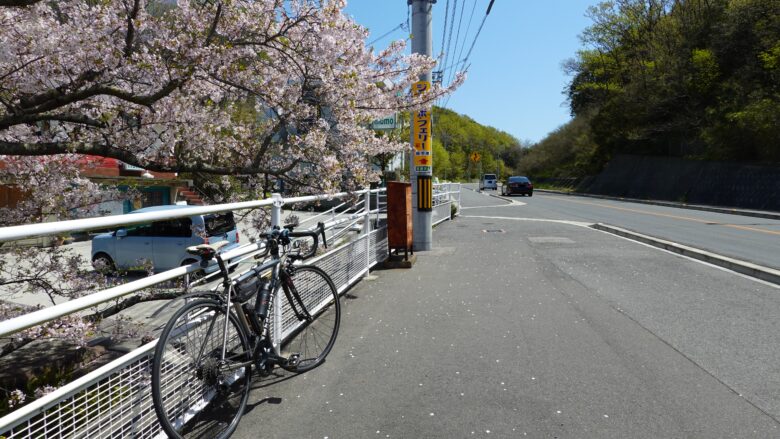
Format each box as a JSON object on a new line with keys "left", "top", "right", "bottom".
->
{"left": 91, "top": 205, "right": 240, "bottom": 273}
{"left": 480, "top": 174, "right": 497, "bottom": 191}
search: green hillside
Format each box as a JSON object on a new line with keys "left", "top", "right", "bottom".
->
{"left": 390, "top": 106, "right": 523, "bottom": 181}
{"left": 521, "top": 0, "right": 780, "bottom": 179}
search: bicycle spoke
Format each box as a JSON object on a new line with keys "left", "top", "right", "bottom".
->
{"left": 153, "top": 300, "right": 251, "bottom": 439}
{"left": 279, "top": 266, "right": 340, "bottom": 372}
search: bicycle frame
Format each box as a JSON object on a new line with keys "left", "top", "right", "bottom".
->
{"left": 212, "top": 252, "right": 282, "bottom": 366}
{"left": 201, "top": 225, "right": 326, "bottom": 369}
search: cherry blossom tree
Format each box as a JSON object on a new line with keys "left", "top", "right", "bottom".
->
{"left": 1, "top": 0, "right": 462, "bottom": 193}
{"left": 0, "top": 0, "right": 463, "bottom": 408}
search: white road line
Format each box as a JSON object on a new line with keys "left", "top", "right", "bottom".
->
{"left": 461, "top": 201, "right": 526, "bottom": 210}
{"left": 591, "top": 227, "right": 780, "bottom": 290}
{"left": 460, "top": 215, "right": 591, "bottom": 227}
{"left": 458, "top": 214, "right": 780, "bottom": 289}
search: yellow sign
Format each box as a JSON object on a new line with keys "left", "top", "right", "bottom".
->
{"left": 470, "top": 152, "right": 481, "bottom": 163}
{"left": 412, "top": 81, "right": 432, "bottom": 175}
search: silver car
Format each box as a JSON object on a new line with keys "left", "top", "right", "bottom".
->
{"left": 91, "top": 205, "right": 240, "bottom": 273}
{"left": 480, "top": 173, "right": 497, "bottom": 191}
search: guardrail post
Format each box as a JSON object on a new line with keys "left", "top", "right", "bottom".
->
{"left": 364, "top": 188, "right": 372, "bottom": 276}
{"left": 457, "top": 183, "right": 462, "bottom": 216}
{"left": 271, "top": 192, "right": 283, "bottom": 347}
{"left": 363, "top": 189, "right": 371, "bottom": 235}
{"left": 271, "top": 193, "right": 283, "bottom": 228}
{"left": 448, "top": 183, "right": 453, "bottom": 220}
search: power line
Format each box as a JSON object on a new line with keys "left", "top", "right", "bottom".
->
{"left": 443, "top": 0, "right": 458, "bottom": 81}
{"left": 368, "top": 22, "right": 406, "bottom": 46}
{"left": 462, "top": 0, "right": 494, "bottom": 65}
{"left": 446, "top": 0, "right": 468, "bottom": 88}
{"left": 438, "top": 0, "right": 450, "bottom": 59}
{"left": 453, "top": 0, "right": 478, "bottom": 79}
{"left": 442, "top": 0, "right": 495, "bottom": 109}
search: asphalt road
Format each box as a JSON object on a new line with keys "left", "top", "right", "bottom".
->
{"left": 233, "top": 187, "right": 780, "bottom": 438}
{"left": 472, "top": 186, "right": 780, "bottom": 269}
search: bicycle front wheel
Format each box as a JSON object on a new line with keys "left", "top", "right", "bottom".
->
{"left": 279, "top": 265, "right": 340, "bottom": 373}
{"left": 152, "top": 299, "right": 252, "bottom": 439}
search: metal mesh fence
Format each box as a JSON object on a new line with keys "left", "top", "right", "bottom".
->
{"left": 371, "top": 227, "right": 387, "bottom": 265}
{"left": 0, "top": 227, "right": 388, "bottom": 439}
{"left": 1, "top": 347, "right": 159, "bottom": 439}
{"left": 433, "top": 201, "right": 452, "bottom": 226}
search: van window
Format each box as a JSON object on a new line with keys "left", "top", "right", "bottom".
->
{"left": 205, "top": 213, "right": 236, "bottom": 236}
{"left": 483, "top": 174, "right": 496, "bottom": 180}
{"left": 125, "top": 223, "right": 153, "bottom": 237}
{"left": 152, "top": 218, "right": 193, "bottom": 237}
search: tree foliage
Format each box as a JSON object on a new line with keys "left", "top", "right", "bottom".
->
{"left": 0, "top": 0, "right": 462, "bottom": 199}
{"left": 536, "top": 0, "right": 780, "bottom": 178}
{"left": 431, "top": 107, "right": 523, "bottom": 180}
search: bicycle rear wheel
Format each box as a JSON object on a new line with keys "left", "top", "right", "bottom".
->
{"left": 279, "top": 265, "right": 340, "bottom": 373}
{"left": 152, "top": 299, "right": 252, "bottom": 439}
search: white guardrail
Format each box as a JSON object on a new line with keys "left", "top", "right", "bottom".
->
{"left": 0, "top": 184, "right": 460, "bottom": 438}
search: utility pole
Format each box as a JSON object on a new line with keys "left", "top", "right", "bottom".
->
{"left": 408, "top": 0, "right": 435, "bottom": 251}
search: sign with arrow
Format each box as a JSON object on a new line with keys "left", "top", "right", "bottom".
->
{"left": 412, "top": 81, "right": 432, "bottom": 175}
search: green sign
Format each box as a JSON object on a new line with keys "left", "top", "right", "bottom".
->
{"left": 370, "top": 114, "right": 397, "bottom": 131}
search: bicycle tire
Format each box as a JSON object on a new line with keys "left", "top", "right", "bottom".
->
{"left": 152, "top": 299, "right": 252, "bottom": 439}
{"left": 278, "top": 265, "right": 340, "bottom": 373}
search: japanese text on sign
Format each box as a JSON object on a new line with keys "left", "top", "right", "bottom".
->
{"left": 412, "top": 81, "right": 432, "bottom": 175}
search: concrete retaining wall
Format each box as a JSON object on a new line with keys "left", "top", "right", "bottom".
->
{"left": 579, "top": 155, "right": 780, "bottom": 212}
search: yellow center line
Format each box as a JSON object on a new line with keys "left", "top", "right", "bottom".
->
{"left": 551, "top": 196, "right": 780, "bottom": 237}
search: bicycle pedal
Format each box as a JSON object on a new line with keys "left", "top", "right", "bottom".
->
{"left": 285, "top": 354, "right": 301, "bottom": 368}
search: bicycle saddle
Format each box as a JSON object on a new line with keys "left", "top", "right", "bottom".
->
{"left": 185, "top": 240, "right": 231, "bottom": 259}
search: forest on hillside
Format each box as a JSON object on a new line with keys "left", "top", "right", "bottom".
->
{"left": 431, "top": 107, "right": 524, "bottom": 180}
{"left": 381, "top": 106, "right": 524, "bottom": 181}
{"left": 520, "top": 0, "right": 780, "bottom": 179}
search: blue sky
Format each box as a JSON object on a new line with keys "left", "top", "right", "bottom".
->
{"left": 343, "top": 1, "right": 598, "bottom": 144}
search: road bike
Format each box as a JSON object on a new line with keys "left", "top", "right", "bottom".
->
{"left": 151, "top": 224, "right": 340, "bottom": 439}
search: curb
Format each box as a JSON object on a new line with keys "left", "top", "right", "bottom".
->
{"left": 591, "top": 223, "right": 780, "bottom": 286}
{"left": 536, "top": 189, "right": 780, "bottom": 221}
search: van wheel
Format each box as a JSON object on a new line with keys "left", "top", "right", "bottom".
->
{"left": 93, "top": 253, "right": 116, "bottom": 275}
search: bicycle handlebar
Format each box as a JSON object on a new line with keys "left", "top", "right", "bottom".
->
{"left": 262, "top": 222, "right": 327, "bottom": 261}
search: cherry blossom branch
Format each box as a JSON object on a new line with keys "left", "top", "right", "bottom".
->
{"left": 0, "top": 0, "right": 40, "bottom": 6}
{"left": 0, "top": 140, "right": 303, "bottom": 176}
{"left": 11, "top": 79, "right": 186, "bottom": 118}
{"left": 204, "top": 2, "right": 222, "bottom": 47}
{"left": 123, "top": 0, "right": 141, "bottom": 58}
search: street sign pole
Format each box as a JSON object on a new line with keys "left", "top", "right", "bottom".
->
{"left": 409, "top": 0, "right": 435, "bottom": 251}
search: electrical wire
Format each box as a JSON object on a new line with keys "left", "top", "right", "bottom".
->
{"left": 442, "top": 0, "right": 495, "bottom": 109}
{"left": 453, "top": 0, "right": 478, "bottom": 79}
{"left": 438, "top": 0, "right": 450, "bottom": 59}
{"left": 367, "top": 22, "right": 406, "bottom": 46}
{"left": 446, "top": 0, "right": 468, "bottom": 87}
{"left": 462, "top": 0, "right": 493, "bottom": 64}
{"left": 443, "top": 0, "right": 458, "bottom": 82}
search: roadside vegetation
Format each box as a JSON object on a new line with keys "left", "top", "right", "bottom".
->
{"left": 375, "top": 107, "right": 526, "bottom": 183}
{"left": 520, "top": 0, "right": 780, "bottom": 179}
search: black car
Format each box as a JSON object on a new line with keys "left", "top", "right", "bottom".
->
{"left": 502, "top": 176, "right": 533, "bottom": 196}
